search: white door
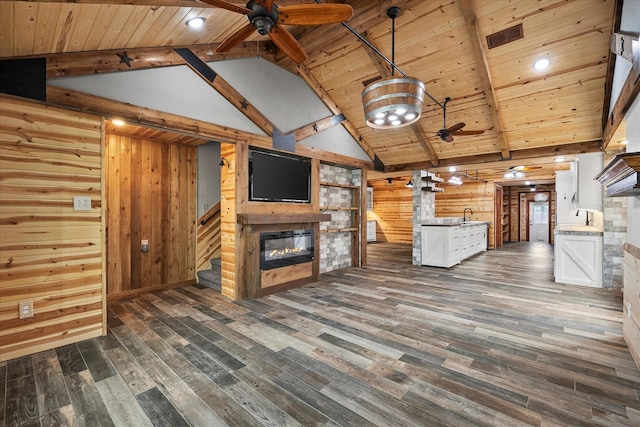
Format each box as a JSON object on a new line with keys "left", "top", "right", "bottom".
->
{"left": 529, "top": 202, "right": 549, "bottom": 242}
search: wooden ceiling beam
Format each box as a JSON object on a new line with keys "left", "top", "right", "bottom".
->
{"left": 175, "top": 48, "right": 273, "bottom": 136}
{"left": 385, "top": 140, "right": 602, "bottom": 173}
{"left": 459, "top": 0, "right": 511, "bottom": 160}
{"left": 292, "top": 114, "right": 346, "bottom": 142}
{"left": 10, "top": 0, "right": 210, "bottom": 5}
{"left": 45, "top": 44, "right": 272, "bottom": 78}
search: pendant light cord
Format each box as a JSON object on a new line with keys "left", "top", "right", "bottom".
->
{"left": 313, "top": 1, "right": 445, "bottom": 110}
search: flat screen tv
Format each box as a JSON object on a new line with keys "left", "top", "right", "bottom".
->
{"left": 249, "top": 149, "right": 311, "bottom": 203}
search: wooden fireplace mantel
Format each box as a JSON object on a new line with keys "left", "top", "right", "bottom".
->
{"left": 237, "top": 213, "right": 331, "bottom": 225}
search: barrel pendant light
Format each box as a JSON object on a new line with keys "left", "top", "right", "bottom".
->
{"left": 362, "top": 7, "right": 424, "bottom": 129}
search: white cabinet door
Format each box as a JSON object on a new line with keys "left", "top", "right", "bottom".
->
{"left": 555, "top": 234, "right": 603, "bottom": 287}
{"left": 421, "top": 226, "right": 460, "bottom": 267}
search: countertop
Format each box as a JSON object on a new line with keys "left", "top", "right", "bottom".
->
{"left": 415, "top": 219, "right": 490, "bottom": 227}
{"left": 554, "top": 224, "right": 603, "bottom": 236}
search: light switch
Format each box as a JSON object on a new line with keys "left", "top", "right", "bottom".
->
{"left": 73, "top": 196, "right": 91, "bottom": 211}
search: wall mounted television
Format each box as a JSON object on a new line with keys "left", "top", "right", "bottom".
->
{"left": 249, "top": 148, "right": 311, "bottom": 203}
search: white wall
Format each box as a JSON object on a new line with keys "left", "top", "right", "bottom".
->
{"left": 620, "top": 0, "right": 640, "bottom": 248}
{"left": 50, "top": 58, "right": 371, "bottom": 162}
{"left": 197, "top": 142, "right": 221, "bottom": 217}
{"left": 625, "top": 95, "right": 640, "bottom": 248}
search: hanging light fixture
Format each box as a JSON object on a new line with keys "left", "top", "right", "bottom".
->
{"left": 448, "top": 175, "right": 463, "bottom": 185}
{"left": 406, "top": 179, "right": 414, "bottom": 188}
{"left": 362, "top": 7, "right": 425, "bottom": 129}
{"left": 504, "top": 170, "right": 525, "bottom": 180}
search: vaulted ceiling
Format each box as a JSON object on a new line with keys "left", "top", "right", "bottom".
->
{"left": 0, "top": 0, "right": 630, "bottom": 176}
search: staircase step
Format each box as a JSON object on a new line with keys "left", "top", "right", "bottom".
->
{"left": 197, "top": 268, "right": 221, "bottom": 292}
{"left": 210, "top": 258, "right": 221, "bottom": 269}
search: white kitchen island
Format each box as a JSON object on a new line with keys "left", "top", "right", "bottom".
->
{"left": 419, "top": 221, "right": 489, "bottom": 268}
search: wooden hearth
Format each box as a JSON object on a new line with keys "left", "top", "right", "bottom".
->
{"left": 238, "top": 213, "right": 331, "bottom": 298}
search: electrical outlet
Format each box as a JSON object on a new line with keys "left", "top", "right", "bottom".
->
{"left": 19, "top": 301, "right": 33, "bottom": 319}
{"left": 73, "top": 196, "right": 92, "bottom": 211}
{"left": 628, "top": 302, "right": 632, "bottom": 319}
{"left": 141, "top": 239, "right": 149, "bottom": 253}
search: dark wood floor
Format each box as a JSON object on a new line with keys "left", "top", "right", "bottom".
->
{"left": 2, "top": 242, "right": 639, "bottom": 426}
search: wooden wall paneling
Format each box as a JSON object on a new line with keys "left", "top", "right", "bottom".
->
{"left": 495, "top": 184, "right": 504, "bottom": 248}
{"left": 130, "top": 136, "right": 143, "bottom": 292}
{"left": 187, "top": 145, "right": 197, "bottom": 281}
{"left": 436, "top": 181, "right": 496, "bottom": 249}
{"left": 0, "top": 95, "right": 105, "bottom": 362}
{"left": 623, "top": 243, "right": 640, "bottom": 369}
{"left": 220, "top": 142, "right": 246, "bottom": 300}
{"left": 150, "top": 142, "right": 163, "bottom": 286}
{"left": 169, "top": 144, "right": 181, "bottom": 282}
{"left": 360, "top": 168, "right": 367, "bottom": 267}
{"left": 104, "top": 132, "right": 196, "bottom": 297}
{"left": 140, "top": 138, "right": 153, "bottom": 289}
{"left": 118, "top": 135, "right": 132, "bottom": 292}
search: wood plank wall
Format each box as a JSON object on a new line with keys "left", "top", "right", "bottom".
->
{"left": 0, "top": 96, "right": 104, "bottom": 362}
{"left": 623, "top": 243, "right": 640, "bottom": 369}
{"left": 220, "top": 142, "right": 242, "bottom": 299}
{"left": 367, "top": 177, "right": 413, "bottom": 243}
{"left": 104, "top": 133, "right": 196, "bottom": 297}
{"left": 436, "top": 181, "right": 497, "bottom": 248}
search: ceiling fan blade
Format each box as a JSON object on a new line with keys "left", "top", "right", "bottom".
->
{"left": 511, "top": 165, "right": 542, "bottom": 171}
{"left": 198, "top": 0, "right": 250, "bottom": 15}
{"left": 447, "top": 122, "right": 466, "bottom": 133}
{"left": 277, "top": 4, "right": 354, "bottom": 25}
{"left": 216, "top": 23, "right": 256, "bottom": 52}
{"left": 255, "top": 0, "right": 274, "bottom": 13}
{"left": 269, "top": 25, "right": 307, "bottom": 64}
{"left": 453, "top": 130, "right": 485, "bottom": 135}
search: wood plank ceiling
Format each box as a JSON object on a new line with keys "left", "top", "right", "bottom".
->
{"left": 0, "top": 0, "right": 627, "bottom": 175}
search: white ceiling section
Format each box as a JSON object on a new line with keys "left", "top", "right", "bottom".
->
{"left": 49, "top": 57, "right": 370, "bottom": 161}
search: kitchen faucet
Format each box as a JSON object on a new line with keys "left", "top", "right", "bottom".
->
{"left": 464, "top": 208, "right": 473, "bottom": 222}
{"left": 576, "top": 209, "right": 591, "bottom": 226}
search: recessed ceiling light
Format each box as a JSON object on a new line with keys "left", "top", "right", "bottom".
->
{"left": 111, "top": 119, "right": 125, "bottom": 126}
{"left": 186, "top": 17, "right": 205, "bottom": 29}
{"left": 448, "top": 166, "right": 457, "bottom": 172}
{"left": 533, "top": 58, "right": 550, "bottom": 70}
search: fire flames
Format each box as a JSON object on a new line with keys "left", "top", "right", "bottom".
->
{"left": 269, "top": 247, "right": 304, "bottom": 258}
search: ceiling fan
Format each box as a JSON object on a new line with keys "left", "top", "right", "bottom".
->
{"left": 200, "top": 0, "right": 354, "bottom": 64}
{"left": 509, "top": 165, "right": 542, "bottom": 172}
{"left": 435, "top": 97, "right": 485, "bottom": 142}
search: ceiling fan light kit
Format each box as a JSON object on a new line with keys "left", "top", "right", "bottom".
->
{"left": 504, "top": 170, "right": 525, "bottom": 180}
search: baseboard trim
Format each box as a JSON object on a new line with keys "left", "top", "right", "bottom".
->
{"left": 107, "top": 279, "right": 197, "bottom": 301}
